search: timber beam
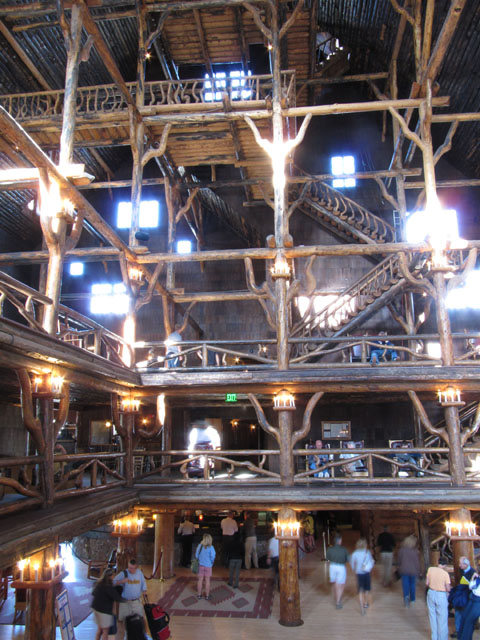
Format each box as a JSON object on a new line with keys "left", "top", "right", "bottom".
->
{"left": 2, "top": 239, "right": 480, "bottom": 266}
{"left": 140, "top": 365, "right": 480, "bottom": 395}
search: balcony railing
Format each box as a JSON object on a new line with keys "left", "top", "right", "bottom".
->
{"left": 0, "top": 72, "right": 296, "bottom": 121}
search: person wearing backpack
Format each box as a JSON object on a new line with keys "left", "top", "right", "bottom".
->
{"left": 459, "top": 565, "right": 480, "bottom": 640}
{"left": 113, "top": 559, "right": 147, "bottom": 639}
{"left": 450, "top": 557, "right": 474, "bottom": 638}
{"left": 349, "top": 538, "right": 375, "bottom": 615}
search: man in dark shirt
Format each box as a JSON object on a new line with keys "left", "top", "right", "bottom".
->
{"left": 376, "top": 525, "right": 395, "bottom": 586}
{"left": 326, "top": 534, "right": 349, "bottom": 609}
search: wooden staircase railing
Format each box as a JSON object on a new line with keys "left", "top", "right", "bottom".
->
{"left": 294, "top": 180, "right": 396, "bottom": 245}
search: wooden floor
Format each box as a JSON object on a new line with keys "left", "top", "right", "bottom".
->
{"left": 0, "top": 538, "right": 448, "bottom": 640}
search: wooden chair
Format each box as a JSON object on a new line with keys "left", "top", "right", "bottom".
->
{"left": 87, "top": 560, "right": 107, "bottom": 580}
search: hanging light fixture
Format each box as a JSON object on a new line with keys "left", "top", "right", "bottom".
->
{"left": 445, "top": 520, "right": 479, "bottom": 539}
{"left": 273, "top": 389, "right": 296, "bottom": 410}
{"left": 274, "top": 518, "right": 300, "bottom": 539}
{"left": 120, "top": 396, "right": 140, "bottom": 413}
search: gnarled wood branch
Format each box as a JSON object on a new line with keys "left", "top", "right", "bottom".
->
{"left": 398, "top": 251, "right": 435, "bottom": 296}
{"left": 374, "top": 176, "right": 399, "bottom": 210}
{"left": 286, "top": 254, "right": 316, "bottom": 304}
{"left": 242, "top": 2, "right": 271, "bottom": 41}
{"left": 248, "top": 393, "right": 280, "bottom": 444}
{"left": 447, "top": 248, "right": 477, "bottom": 294}
{"left": 145, "top": 9, "right": 170, "bottom": 51}
{"left": 175, "top": 187, "right": 199, "bottom": 224}
{"left": 292, "top": 392, "right": 324, "bottom": 446}
{"left": 16, "top": 368, "right": 45, "bottom": 453}
{"left": 54, "top": 384, "right": 70, "bottom": 440}
{"left": 461, "top": 401, "right": 480, "bottom": 446}
{"left": 135, "top": 261, "right": 164, "bottom": 311}
{"left": 142, "top": 123, "right": 172, "bottom": 167}
{"left": 279, "top": 0, "right": 305, "bottom": 39}
{"left": 390, "top": 0, "right": 415, "bottom": 25}
{"left": 408, "top": 390, "right": 449, "bottom": 444}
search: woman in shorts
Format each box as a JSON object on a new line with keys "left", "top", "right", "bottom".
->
{"left": 91, "top": 568, "right": 125, "bottom": 640}
{"left": 195, "top": 533, "right": 216, "bottom": 600}
{"left": 349, "top": 538, "right": 375, "bottom": 615}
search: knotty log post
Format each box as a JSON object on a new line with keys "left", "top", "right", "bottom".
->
{"left": 116, "top": 534, "right": 138, "bottom": 572}
{"left": 450, "top": 507, "right": 475, "bottom": 584}
{"left": 24, "top": 545, "right": 59, "bottom": 640}
{"left": 278, "top": 507, "right": 302, "bottom": 626}
{"left": 154, "top": 511, "right": 175, "bottom": 579}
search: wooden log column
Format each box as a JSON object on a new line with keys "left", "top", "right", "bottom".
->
{"left": 115, "top": 534, "right": 139, "bottom": 572}
{"left": 23, "top": 545, "right": 58, "bottom": 640}
{"left": 278, "top": 410, "right": 295, "bottom": 486}
{"left": 450, "top": 507, "right": 475, "bottom": 583}
{"left": 278, "top": 507, "right": 302, "bottom": 627}
{"left": 154, "top": 511, "right": 176, "bottom": 579}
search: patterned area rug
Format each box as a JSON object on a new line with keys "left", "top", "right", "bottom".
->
{"left": 0, "top": 580, "right": 93, "bottom": 627}
{"left": 157, "top": 576, "right": 274, "bottom": 618}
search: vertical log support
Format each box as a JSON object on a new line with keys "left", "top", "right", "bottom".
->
{"left": 123, "top": 413, "right": 134, "bottom": 488}
{"left": 278, "top": 507, "right": 302, "bottom": 627}
{"left": 40, "top": 396, "right": 55, "bottom": 508}
{"left": 129, "top": 0, "right": 147, "bottom": 248}
{"left": 271, "top": 1, "right": 289, "bottom": 371}
{"left": 116, "top": 535, "right": 138, "bottom": 572}
{"left": 450, "top": 507, "right": 475, "bottom": 584}
{"left": 154, "top": 511, "right": 175, "bottom": 579}
{"left": 24, "top": 545, "right": 58, "bottom": 640}
{"left": 278, "top": 411, "right": 294, "bottom": 486}
{"left": 42, "top": 3, "right": 83, "bottom": 335}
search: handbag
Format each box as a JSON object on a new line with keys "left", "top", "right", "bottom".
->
{"left": 361, "top": 551, "right": 374, "bottom": 573}
{"left": 191, "top": 558, "right": 199, "bottom": 574}
{"left": 108, "top": 615, "right": 117, "bottom": 635}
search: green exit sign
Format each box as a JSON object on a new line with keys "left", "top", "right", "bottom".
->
{"left": 225, "top": 393, "right": 237, "bottom": 403}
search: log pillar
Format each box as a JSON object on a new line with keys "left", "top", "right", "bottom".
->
{"left": 450, "top": 507, "right": 475, "bottom": 584}
{"left": 278, "top": 410, "right": 294, "bottom": 486}
{"left": 154, "top": 511, "right": 175, "bottom": 579}
{"left": 39, "top": 396, "right": 55, "bottom": 508}
{"left": 24, "top": 545, "right": 58, "bottom": 640}
{"left": 278, "top": 507, "right": 302, "bottom": 627}
{"left": 418, "top": 513, "right": 431, "bottom": 575}
{"left": 116, "top": 535, "right": 138, "bottom": 572}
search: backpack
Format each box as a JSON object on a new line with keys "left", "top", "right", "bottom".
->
{"left": 114, "top": 569, "right": 128, "bottom": 595}
{"left": 448, "top": 585, "right": 469, "bottom": 610}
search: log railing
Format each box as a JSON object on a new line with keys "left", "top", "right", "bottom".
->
{"left": 137, "top": 332, "right": 480, "bottom": 370}
{"left": 52, "top": 452, "right": 126, "bottom": 499}
{"left": 57, "top": 305, "right": 132, "bottom": 366}
{"left": 0, "top": 455, "right": 43, "bottom": 515}
{"left": 0, "top": 72, "right": 296, "bottom": 121}
{"left": 130, "top": 447, "right": 480, "bottom": 485}
{"left": 132, "top": 449, "right": 280, "bottom": 483}
{"left": 0, "top": 270, "right": 52, "bottom": 333}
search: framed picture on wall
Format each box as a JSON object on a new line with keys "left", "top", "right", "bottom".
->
{"left": 89, "top": 420, "right": 111, "bottom": 446}
{"left": 321, "top": 421, "right": 351, "bottom": 440}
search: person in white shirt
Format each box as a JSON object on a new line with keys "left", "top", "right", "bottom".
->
{"left": 178, "top": 517, "right": 196, "bottom": 567}
{"left": 349, "top": 538, "right": 375, "bottom": 614}
{"left": 267, "top": 534, "right": 280, "bottom": 590}
{"left": 221, "top": 512, "right": 238, "bottom": 566}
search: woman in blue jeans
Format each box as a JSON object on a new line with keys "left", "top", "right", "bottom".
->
{"left": 459, "top": 569, "right": 480, "bottom": 640}
{"left": 397, "top": 535, "right": 420, "bottom": 606}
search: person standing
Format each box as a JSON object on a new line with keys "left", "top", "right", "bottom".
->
{"left": 113, "top": 559, "right": 147, "bottom": 638}
{"left": 226, "top": 531, "right": 243, "bottom": 588}
{"left": 376, "top": 525, "right": 395, "bottom": 586}
{"left": 426, "top": 558, "right": 451, "bottom": 640}
{"left": 178, "top": 515, "right": 196, "bottom": 567}
{"left": 164, "top": 324, "right": 182, "bottom": 368}
{"left": 397, "top": 535, "right": 421, "bottom": 607}
{"left": 459, "top": 566, "right": 480, "bottom": 640}
{"left": 267, "top": 533, "right": 280, "bottom": 591}
{"left": 326, "top": 534, "right": 349, "bottom": 609}
{"left": 349, "top": 538, "right": 375, "bottom": 615}
{"left": 195, "top": 533, "right": 216, "bottom": 600}
{"left": 451, "top": 557, "right": 475, "bottom": 638}
{"left": 221, "top": 511, "right": 238, "bottom": 566}
{"left": 243, "top": 512, "right": 259, "bottom": 569}
{"left": 91, "top": 568, "right": 126, "bottom": 640}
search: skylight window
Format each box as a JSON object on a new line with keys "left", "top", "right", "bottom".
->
{"left": 446, "top": 270, "right": 480, "bottom": 310}
{"left": 176, "top": 240, "right": 192, "bottom": 254}
{"left": 90, "top": 283, "right": 129, "bottom": 315}
{"left": 405, "top": 208, "right": 459, "bottom": 244}
{"left": 69, "top": 262, "right": 84, "bottom": 276}
{"left": 204, "top": 70, "right": 252, "bottom": 102}
{"left": 331, "top": 155, "right": 356, "bottom": 188}
{"left": 117, "top": 200, "right": 159, "bottom": 229}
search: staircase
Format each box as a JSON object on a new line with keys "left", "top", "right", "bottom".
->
{"left": 294, "top": 180, "right": 396, "bottom": 246}
{"left": 291, "top": 251, "right": 419, "bottom": 340}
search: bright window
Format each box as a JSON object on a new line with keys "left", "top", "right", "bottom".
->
{"left": 331, "top": 155, "right": 356, "bottom": 188}
{"left": 69, "top": 262, "right": 84, "bottom": 276}
{"left": 90, "top": 283, "right": 129, "bottom": 315}
{"left": 297, "top": 293, "right": 355, "bottom": 329}
{"left": 446, "top": 270, "right": 480, "bottom": 310}
{"left": 406, "top": 208, "right": 459, "bottom": 244}
{"left": 117, "top": 200, "right": 159, "bottom": 229}
{"left": 176, "top": 240, "right": 192, "bottom": 254}
{"left": 204, "top": 70, "right": 252, "bottom": 102}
